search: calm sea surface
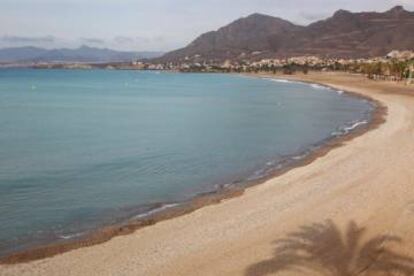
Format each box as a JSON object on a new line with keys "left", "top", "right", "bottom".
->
{"left": 0, "top": 69, "right": 373, "bottom": 255}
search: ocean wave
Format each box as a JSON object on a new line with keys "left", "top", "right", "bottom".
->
{"left": 270, "top": 78, "right": 290, "bottom": 83}
{"left": 263, "top": 78, "right": 299, "bottom": 84}
{"left": 292, "top": 153, "right": 309, "bottom": 160}
{"left": 133, "top": 203, "right": 180, "bottom": 219}
{"left": 332, "top": 120, "right": 368, "bottom": 136}
{"left": 344, "top": 120, "right": 368, "bottom": 132}
{"left": 246, "top": 151, "right": 312, "bottom": 182}
{"left": 264, "top": 78, "right": 349, "bottom": 97}
{"left": 264, "top": 78, "right": 340, "bottom": 92}
{"left": 310, "top": 83, "right": 332, "bottom": 90}
{"left": 331, "top": 131, "right": 343, "bottom": 136}
{"left": 59, "top": 232, "right": 86, "bottom": 240}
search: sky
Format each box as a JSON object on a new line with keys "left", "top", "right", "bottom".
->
{"left": 0, "top": 0, "right": 413, "bottom": 52}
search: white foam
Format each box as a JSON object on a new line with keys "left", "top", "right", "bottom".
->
{"left": 270, "top": 78, "right": 290, "bottom": 83}
{"left": 133, "top": 203, "right": 180, "bottom": 219}
{"left": 263, "top": 77, "right": 298, "bottom": 84}
{"left": 59, "top": 232, "right": 85, "bottom": 240}
{"left": 331, "top": 120, "right": 369, "bottom": 137}
{"left": 310, "top": 83, "right": 331, "bottom": 90}
{"left": 343, "top": 120, "right": 368, "bottom": 132}
{"left": 263, "top": 78, "right": 344, "bottom": 95}
{"left": 292, "top": 153, "right": 308, "bottom": 160}
{"left": 331, "top": 131, "right": 342, "bottom": 136}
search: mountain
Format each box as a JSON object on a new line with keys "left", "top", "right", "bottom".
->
{"left": 160, "top": 13, "right": 302, "bottom": 62}
{"left": 0, "top": 46, "right": 163, "bottom": 63}
{"left": 0, "top": 47, "right": 49, "bottom": 62}
{"left": 157, "top": 6, "right": 414, "bottom": 62}
{"left": 275, "top": 5, "right": 414, "bottom": 57}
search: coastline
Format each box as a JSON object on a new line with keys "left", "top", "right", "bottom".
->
{"left": 0, "top": 72, "right": 383, "bottom": 265}
{"left": 2, "top": 71, "right": 414, "bottom": 276}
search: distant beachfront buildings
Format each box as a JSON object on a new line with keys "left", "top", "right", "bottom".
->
{"left": 133, "top": 50, "right": 413, "bottom": 84}
{"left": 25, "top": 50, "right": 414, "bottom": 85}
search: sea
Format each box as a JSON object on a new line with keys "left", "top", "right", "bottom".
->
{"left": 0, "top": 69, "right": 374, "bottom": 256}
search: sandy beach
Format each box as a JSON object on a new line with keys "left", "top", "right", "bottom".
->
{"left": 1, "top": 72, "right": 414, "bottom": 276}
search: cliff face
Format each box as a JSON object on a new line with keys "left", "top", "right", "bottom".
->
{"left": 158, "top": 6, "right": 414, "bottom": 62}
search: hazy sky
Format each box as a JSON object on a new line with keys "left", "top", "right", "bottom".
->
{"left": 0, "top": 0, "right": 413, "bottom": 51}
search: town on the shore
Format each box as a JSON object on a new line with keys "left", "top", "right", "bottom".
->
{"left": 25, "top": 50, "right": 414, "bottom": 85}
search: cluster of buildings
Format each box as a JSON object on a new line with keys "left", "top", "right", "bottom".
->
{"left": 25, "top": 50, "right": 414, "bottom": 84}
{"left": 137, "top": 50, "right": 414, "bottom": 85}
{"left": 127, "top": 50, "right": 414, "bottom": 73}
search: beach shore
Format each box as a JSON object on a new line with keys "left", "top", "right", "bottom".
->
{"left": 1, "top": 72, "right": 414, "bottom": 276}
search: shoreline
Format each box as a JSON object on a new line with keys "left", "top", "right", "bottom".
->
{"left": 0, "top": 72, "right": 386, "bottom": 265}
{"left": 3, "top": 72, "right": 414, "bottom": 275}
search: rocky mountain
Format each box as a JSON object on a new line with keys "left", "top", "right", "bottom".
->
{"left": 276, "top": 5, "right": 414, "bottom": 58}
{"left": 158, "top": 6, "right": 414, "bottom": 62}
{"left": 0, "top": 46, "right": 163, "bottom": 63}
{"left": 161, "top": 13, "right": 302, "bottom": 62}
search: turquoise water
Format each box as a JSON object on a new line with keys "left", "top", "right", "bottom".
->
{"left": 0, "top": 69, "right": 373, "bottom": 255}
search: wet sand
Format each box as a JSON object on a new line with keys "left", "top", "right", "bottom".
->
{"left": 1, "top": 72, "right": 414, "bottom": 275}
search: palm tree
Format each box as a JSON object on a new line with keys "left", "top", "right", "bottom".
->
{"left": 404, "top": 61, "right": 414, "bottom": 84}
{"left": 246, "top": 220, "right": 414, "bottom": 276}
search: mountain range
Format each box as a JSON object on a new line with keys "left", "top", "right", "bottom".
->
{"left": 0, "top": 46, "right": 163, "bottom": 63}
{"left": 158, "top": 5, "right": 414, "bottom": 62}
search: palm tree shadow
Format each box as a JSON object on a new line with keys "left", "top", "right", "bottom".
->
{"left": 245, "top": 220, "right": 414, "bottom": 276}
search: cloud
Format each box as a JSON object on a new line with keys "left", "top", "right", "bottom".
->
{"left": 0, "top": 35, "right": 55, "bottom": 43}
{"left": 2, "top": 1, "right": 411, "bottom": 51}
{"left": 80, "top": 37, "right": 105, "bottom": 44}
{"left": 299, "top": 11, "right": 330, "bottom": 23}
{"left": 113, "top": 36, "right": 135, "bottom": 44}
{"left": 393, "top": 0, "right": 414, "bottom": 8}
{"left": 112, "top": 35, "right": 163, "bottom": 47}
{"left": 0, "top": 34, "right": 171, "bottom": 51}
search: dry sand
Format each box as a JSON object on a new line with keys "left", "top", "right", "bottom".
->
{"left": 1, "top": 72, "right": 414, "bottom": 276}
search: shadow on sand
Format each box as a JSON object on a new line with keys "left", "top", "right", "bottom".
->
{"left": 245, "top": 220, "right": 414, "bottom": 276}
